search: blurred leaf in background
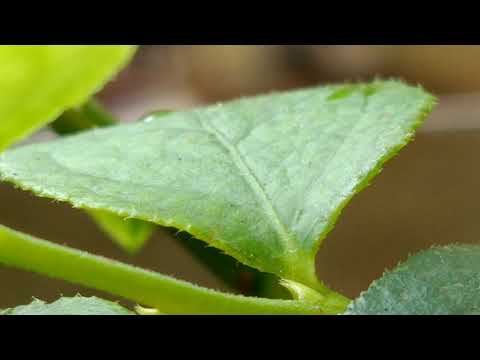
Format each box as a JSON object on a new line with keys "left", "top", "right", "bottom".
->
{"left": 0, "top": 45, "right": 136, "bottom": 151}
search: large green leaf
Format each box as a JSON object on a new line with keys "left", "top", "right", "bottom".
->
{"left": 1, "top": 296, "right": 133, "bottom": 315}
{"left": 0, "top": 81, "right": 435, "bottom": 290}
{"left": 0, "top": 45, "right": 136, "bottom": 151}
{"left": 345, "top": 245, "right": 480, "bottom": 315}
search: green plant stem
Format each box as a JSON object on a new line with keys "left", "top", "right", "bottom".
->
{"left": 0, "top": 224, "right": 329, "bottom": 315}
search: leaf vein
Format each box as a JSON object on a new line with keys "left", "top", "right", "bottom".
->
{"left": 195, "top": 113, "right": 295, "bottom": 259}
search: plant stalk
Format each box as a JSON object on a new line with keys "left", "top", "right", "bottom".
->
{"left": 0, "top": 224, "right": 329, "bottom": 315}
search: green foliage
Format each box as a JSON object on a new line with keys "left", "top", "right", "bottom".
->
{"left": 4, "top": 45, "right": 471, "bottom": 315}
{"left": 0, "top": 81, "right": 435, "bottom": 294}
{"left": 346, "top": 245, "right": 480, "bottom": 315}
{"left": 0, "top": 45, "right": 136, "bottom": 151}
{"left": 1, "top": 296, "right": 133, "bottom": 315}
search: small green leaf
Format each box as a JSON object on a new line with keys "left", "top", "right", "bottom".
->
{"left": 1, "top": 296, "right": 133, "bottom": 315}
{"left": 346, "top": 245, "right": 480, "bottom": 315}
{"left": 87, "top": 209, "right": 155, "bottom": 254}
{"left": 0, "top": 80, "right": 435, "bottom": 291}
{"left": 0, "top": 45, "right": 136, "bottom": 151}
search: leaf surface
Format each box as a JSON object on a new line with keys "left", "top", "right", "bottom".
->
{"left": 0, "top": 45, "right": 136, "bottom": 151}
{"left": 52, "top": 101, "right": 155, "bottom": 254}
{"left": 1, "top": 296, "right": 133, "bottom": 315}
{"left": 0, "top": 81, "right": 435, "bottom": 289}
{"left": 346, "top": 245, "right": 480, "bottom": 315}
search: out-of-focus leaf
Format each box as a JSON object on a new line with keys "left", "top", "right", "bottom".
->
{"left": 173, "top": 230, "right": 289, "bottom": 298}
{"left": 0, "top": 45, "right": 136, "bottom": 151}
{"left": 87, "top": 209, "right": 155, "bottom": 254}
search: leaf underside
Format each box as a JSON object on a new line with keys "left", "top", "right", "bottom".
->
{"left": 346, "top": 245, "right": 480, "bottom": 315}
{"left": 1, "top": 296, "right": 133, "bottom": 315}
{"left": 0, "top": 45, "right": 136, "bottom": 152}
{"left": 0, "top": 80, "right": 436, "bottom": 289}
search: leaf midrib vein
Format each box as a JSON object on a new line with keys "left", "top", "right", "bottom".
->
{"left": 196, "top": 115, "right": 295, "bottom": 258}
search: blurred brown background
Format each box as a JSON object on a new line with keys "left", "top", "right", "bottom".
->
{"left": 2, "top": 45, "right": 480, "bottom": 309}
